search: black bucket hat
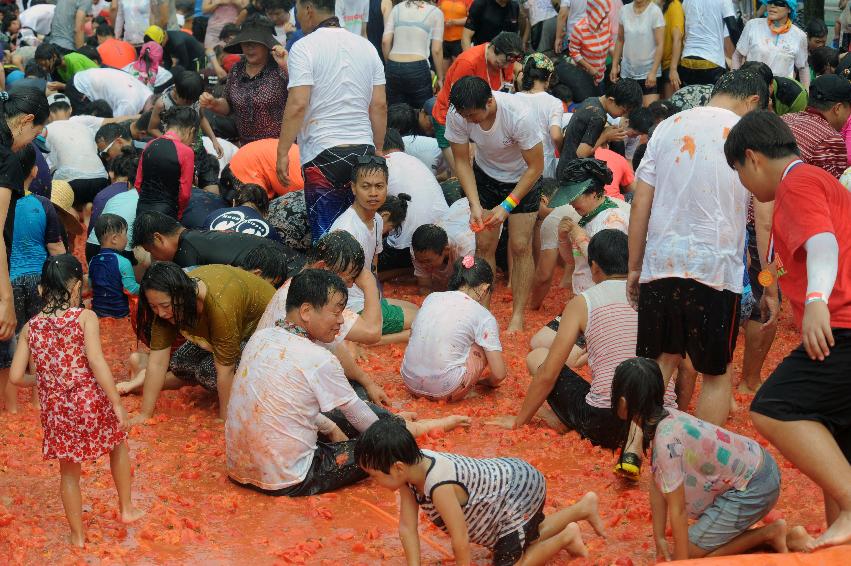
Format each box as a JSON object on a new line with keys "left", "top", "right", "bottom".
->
{"left": 224, "top": 17, "right": 280, "bottom": 54}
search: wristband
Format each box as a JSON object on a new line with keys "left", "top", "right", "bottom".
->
{"left": 501, "top": 193, "right": 519, "bottom": 212}
{"left": 806, "top": 292, "right": 828, "bottom": 305}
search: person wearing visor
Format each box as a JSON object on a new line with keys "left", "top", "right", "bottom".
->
{"left": 734, "top": 0, "right": 809, "bottom": 92}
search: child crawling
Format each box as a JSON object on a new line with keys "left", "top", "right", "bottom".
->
{"left": 355, "top": 419, "right": 605, "bottom": 565}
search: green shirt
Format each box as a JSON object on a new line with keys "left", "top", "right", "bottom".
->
{"left": 57, "top": 53, "right": 99, "bottom": 83}
{"left": 772, "top": 77, "right": 808, "bottom": 117}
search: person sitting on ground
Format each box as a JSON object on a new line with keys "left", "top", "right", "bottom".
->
{"left": 95, "top": 22, "right": 137, "bottom": 70}
{"left": 203, "top": 183, "right": 280, "bottom": 242}
{"left": 610, "top": 357, "right": 813, "bottom": 559}
{"left": 89, "top": 214, "right": 139, "bottom": 319}
{"left": 225, "top": 269, "right": 470, "bottom": 496}
{"left": 491, "top": 230, "right": 676, "bottom": 480}
{"left": 126, "top": 262, "right": 275, "bottom": 420}
{"left": 329, "top": 155, "right": 418, "bottom": 342}
{"left": 131, "top": 211, "right": 302, "bottom": 285}
{"left": 402, "top": 255, "right": 505, "bottom": 402}
{"left": 410, "top": 203, "right": 476, "bottom": 294}
{"left": 355, "top": 419, "right": 605, "bottom": 565}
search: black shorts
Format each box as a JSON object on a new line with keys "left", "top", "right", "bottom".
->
{"left": 637, "top": 278, "right": 741, "bottom": 376}
{"left": 69, "top": 177, "right": 110, "bottom": 208}
{"left": 545, "top": 316, "right": 587, "bottom": 348}
{"left": 443, "top": 40, "right": 463, "bottom": 59}
{"left": 492, "top": 499, "right": 546, "bottom": 566}
{"left": 378, "top": 242, "right": 414, "bottom": 272}
{"left": 546, "top": 367, "right": 622, "bottom": 450}
{"left": 474, "top": 162, "right": 541, "bottom": 214}
{"left": 639, "top": 79, "right": 659, "bottom": 95}
{"left": 751, "top": 330, "right": 851, "bottom": 461}
{"left": 677, "top": 60, "right": 725, "bottom": 87}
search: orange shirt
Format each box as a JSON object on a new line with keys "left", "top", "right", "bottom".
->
{"left": 230, "top": 139, "right": 304, "bottom": 198}
{"left": 433, "top": 43, "right": 514, "bottom": 124}
{"left": 98, "top": 38, "right": 137, "bottom": 70}
{"left": 440, "top": 0, "right": 473, "bottom": 42}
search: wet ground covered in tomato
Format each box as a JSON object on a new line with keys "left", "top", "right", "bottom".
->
{"left": 0, "top": 265, "right": 848, "bottom": 565}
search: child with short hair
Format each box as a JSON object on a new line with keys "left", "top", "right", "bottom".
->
{"left": 610, "top": 357, "right": 812, "bottom": 560}
{"left": 355, "top": 418, "right": 604, "bottom": 565}
{"left": 410, "top": 197, "right": 476, "bottom": 294}
{"left": 89, "top": 214, "right": 140, "bottom": 318}
{"left": 402, "top": 256, "right": 506, "bottom": 401}
{"left": 148, "top": 69, "right": 224, "bottom": 158}
{"left": 10, "top": 255, "right": 144, "bottom": 547}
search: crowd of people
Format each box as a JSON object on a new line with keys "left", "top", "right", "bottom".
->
{"left": 0, "top": 0, "right": 850, "bottom": 563}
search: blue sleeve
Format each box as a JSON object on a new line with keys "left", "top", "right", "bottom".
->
{"left": 35, "top": 195, "right": 63, "bottom": 244}
{"left": 116, "top": 254, "right": 140, "bottom": 295}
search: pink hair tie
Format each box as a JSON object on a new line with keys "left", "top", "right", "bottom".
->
{"left": 461, "top": 255, "right": 475, "bottom": 269}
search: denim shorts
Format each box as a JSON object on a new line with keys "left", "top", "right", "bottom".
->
{"left": 689, "top": 448, "right": 781, "bottom": 551}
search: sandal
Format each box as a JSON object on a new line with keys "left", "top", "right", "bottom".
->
{"left": 614, "top": 451, "right": 642, "bottom": 481}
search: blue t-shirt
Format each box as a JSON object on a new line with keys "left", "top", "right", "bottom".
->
{"left": 10, "top": 195, "right": 62, "bottom": 280}
{"left": 202, "top": 205, "right": 280, "bottom": 241}
{"left": 89, "top": 248, "right": 140, "bottom": 318}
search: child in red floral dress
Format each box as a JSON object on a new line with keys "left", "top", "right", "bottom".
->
{"left": 9, "top": 254, "right": 144, "bottom": 547}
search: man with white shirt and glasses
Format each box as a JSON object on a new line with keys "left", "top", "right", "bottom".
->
{"left": 446, "top": 76, "right": 544, "bottom": 333}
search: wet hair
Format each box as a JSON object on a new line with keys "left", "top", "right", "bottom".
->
{"left": 610, "top": 358, "right": 669, "bottom": 456}
{"left": 239, "top": 243, "right": 290, "bottom": 287}
{"left": 135, "top": 110, "right": 152, "bottom": 132}
{"left": 94, "top": 213, "right": 128, "bottom": 242}
{"left": 448, "top": 255, "right": 493, "bottom": 291}
{"left": 24, "top": 60, "right": 49, "bottom": 79}
{"left": 96, "top": 22, "right": 114, "bottom": 37}
{"left": 34, "top": 43, "right": 59, "bottom": 64}
{"left": 411, "top": 224, "right": 448, "bottom": 254}
{"left": 490, "top": 31, "right": 523, "bottom": 58}
{"left": 89, "top": 100, "right": 114, "bottom": 118}
{"left": 540, "top": 178, "right": 559, "bottom": 201}
{"left": 587, "top": 229, "right": 628, "bottom": 276}
{"left": 378, "top": 193, "right": 410, "bottom": 235}
{"left": 234, "top": 183, "right": 269, "bottom": 215}
{"left": 39, "top": 254, "right": 84, "bottom": 316}
{"left": 131, "top": 211, "right": 183, "bottom": 248}
{"left": 0, "top": 87, "right": 49, "bottom": 128}
{"left": 95, "top": 122, "right": 131, "bottom": 145}
{"left": 137, "top": 262, "right": 199, "bottom": 341}
{"left": 14, "top": 143, "right": 36, "bottom": 174}
{"left": 387, "top": 103, "right": 419, "bottom": 136}
{"left": 605, "top": 79, "right": 643, "bottom": 112}
{"left": 219, "top": 23, "right": 240, "bottom": 41}
{"left": 307, "top": 230, "right": 366, "bottom": 279}
{"left": 739, "top": 61, "right": 774, "bottom": 89}
{"left": 711, "top": 69, "right": 769, "bottom": 110}
{"left": 197, "top": 152, "right": 221, "bottom": 189}
{"left": 723, "top": 109, "right": 800, "bottom": 167}
{"left": 48, "top": 98, "right": 71, "bottom": 114}
{"left": 627, "top": 107, "right": 654, "bottom": 135}
{"left": 521, "top": 57, "right": 553, "bottom": 92}
{"left": 383, "top": 128, "right": 405, "bottom": 152}
{"left": 351, "top": 156, "right": 389, "bottom": 184}
{"left": 219, "top": 164, "right": 240, "bottom": 200}
{"left": 646, "top": 100, "right": 676, "bottom": 123}
{"left": 109, "top": 147, "right": 139, "bottom": 182}
{"left": 806, "top": 18, "right": 828, "bottom": 40}
{"left": 810, "top": 46, "right": 839, "bottom": 76}
{"left": 449, "top": 76, "right": 492, "bottom": 112}
{"left": 285, "top": 268, "right": 348, "bottom": 313}
{"left": 354, "top": 418, "right": 423, "bottom": 473}
{"left": 160, "top": 106, "right": 200, "bottom": 132}
{"left": 174, "top": 71, "right": 205, "bottom": 103}
{"left": 557, "top": 158, "right": 612, "bottom": 198}
{"left": 77, "top": 45, "right": 101, "bottom": 65}
{"left": 550, "top": 83, "right": 573, "bottom": 105}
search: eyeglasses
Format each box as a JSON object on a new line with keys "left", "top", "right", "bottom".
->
{"left": 766, "top": 0, "right": 788, "bottom": 7}
{"left": 356, "top": 155, "right": 386, "bottom": 166}
{"left": 495, "top": 51, "right": 522, "bottom": 64}
{"left": 98, "top": 138, "right": 117, "bottom": 159}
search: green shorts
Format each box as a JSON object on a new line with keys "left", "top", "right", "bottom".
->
{"left": 380, "top": 298, "right": 404, "bottom": 335}
{"left": 431, "top": 117, "right": 449, "bottom": 149}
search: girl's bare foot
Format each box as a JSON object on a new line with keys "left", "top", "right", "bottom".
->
{"left": 561, "top": 522, "right": 588, "bottom": 558}
{"left": 810, "top": 510, "right": 851, "bottom": 551}
{"left": 787, "top": 525, "right": 815, "bottom": 552}
{"left": 120, "top": 506, "right": 146, "bottom": 524}
{"left": 68, "top": 531, "right": 84, "bottom": 548}
{"left": 576, "top": 492, "right": 605, "bottom": 537}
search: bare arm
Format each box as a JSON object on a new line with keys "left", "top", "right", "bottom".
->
{"left": 334, "top": 341, "right": 389, "bottom": 405}
{"left": 431, "top": 40, "right": 445, "bottom": 83}
{"left": 431, "top": 485, "right": 472, "bottom": 565}
{"left": 0, "top": 188, "right": 15, "bottom": 340}
{"left": 46, "top": 241, "right": 66, "bottom": 256}
{"left": 626, "top": 179, "right": 655, "bottom": 309}
{"left": 669, "top": 27, "right": 683, "bottom": 90}
{"left": 646, "top": 26, "right": 665, "bottom": 86}
{"left": 148, "top": 99, "right": 165, "bottom": 136}
{"left": 9, "top": 324, "right": 34, "bottom": 386}
{"left": 610, "top": 27, "right": 625, "bottom": 82}
{"left": 346, "top": 268, "right": 382, "bottom": 344}
{"left": 555, "top": 7, "right": 569, "bottom": 53}
{"left": 136, "top": 347, "right": 171, "bottom": 420}
{"left": 398, "top": 487, "right": 422, "bottom": 566}
{"left": 753, "top": 198, "right": 779, "bottom": 326}
{"left": 650, "top": 481, "right": 672, "bottom": 561}
{"left": 461, "top": 27, "right": 474, "bottom": 51}
{"left": 199, "top": 91, "right": 231, "bottom": 116}
{"left": 214, "top": 361, "right": 236, "bottom": 420}
{"left": 382, "top": 33, "right": 394, "bottom": 61}
{"left": 74, "top": 9, "right": 86, "bottom": 49}
{"left": 665, "top": 485, "right": 690, "bottom": 560}
{"left": 451, "top": 142, "right": 482, "bottom": 225}
{"left": 369, "top": 85, "right": 388, "bottom": 153}
{"left": 483, "top": 349, "right": 506, "bottom": 382}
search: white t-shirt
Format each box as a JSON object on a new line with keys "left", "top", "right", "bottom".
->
{"left": 19, "top": 4, "right": 55, "bottom": 36}
{"left": 523, "top": 0, "right": 558, "bottom": 27}
{"left": 403, "top": 134, "right": 446, "bottom": 176}
{"left": 560, "top": 0, "right": 587, "bottom": 37}
{"left": 45, "top": 119, "right": 107, "bottom": 181}
{"left": 202, "top": 136, "right": 238, "bottom": 174}
{"left": 73, "top": 68, "right": 153, "bottom": 116}
{"left": 636, "top": 106, "right": 747, "bottom": 293}
{"left": 735, "top": 18, "right": 808, "bottom": 79}
{"left": 288, "top": 27, "right": 385, "bottom": 164}
{"left": 336, "top": 0, "right": 370, "bottom": 35}
{"left": 560, "top": 205, "right": 630, "bottom": 294}
{"left": 516, "top": 91, "right": 563, "bottom": 178}
{"left": 256, "top": 278, "right": 358, "bottom": 346}
{"left": 618, "top": 1, "right": 665, "bottom": 79}
{"left": 386, "top": 151, "right": 449, "bottom": 250}
{"left": 69, "top": 114, "right": 105, "bottom": 137}
{"left": 225, "top": 327, "right": 359, "bottom": 490}
{"left": 329, "top": 207, "right": 384, "bottom": 313}
{"left": 401, "top": 290, "right": 502, "bottom": 398}
{"left": 445, "top": 90, "right": 543, "bottom": 183}
{"left": 682, "top": 0, "right": 734, "bottom": 68}
{"left": 385, "top": 2, "right": 444, "bottom": 59}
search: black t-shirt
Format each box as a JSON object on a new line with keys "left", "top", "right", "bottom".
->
{"left": 203, "top": 205, "right": 281, "bottom": 242}
{"left": 174, "top": 229, "right": 304, "bottom": 275}
{"left": 556, "top": 103, "right": 607, "bottom": 179}
{"left": 465, "top": 0, "right": 519, "bottom": 46}
{"left": 0, "top": 134, "right": 25, "bottom": 260}
{"left": 180, "top": 188, "right": 228, "bottom": 230}
{"left": 554, "top": 61, "right": 598, "bottom": 105}
{"left": 164, "top": 30, "right": 206, "bottom": 72}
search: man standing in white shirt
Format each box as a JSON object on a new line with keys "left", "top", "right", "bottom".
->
{"left": 679, "top": 0, "right": 738, "bottom": 86}
{"left": 277, "top": 0, "right": 387, "bottom": 244}
{"left": 627, "top": 70, "right": 771, "bottom": 426}
{"left": 554, "top": 0, "right": 586, "bottom": 53}
{"left": 446, "top": 76, "right": 544, "bottom": 332}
